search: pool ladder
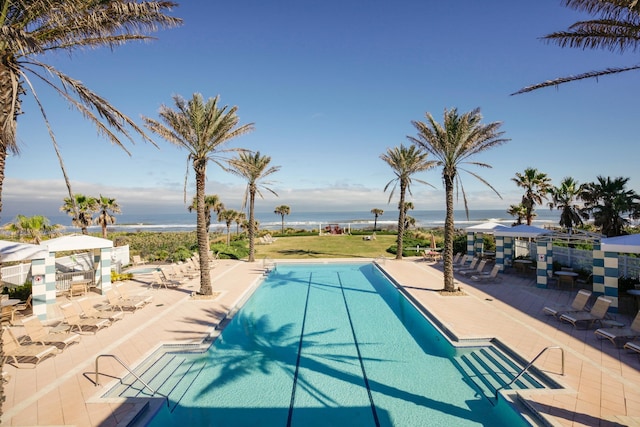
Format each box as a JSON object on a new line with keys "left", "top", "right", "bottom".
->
{"left": 493, "top": 346, "right": 564, "bottom": 402}
{"left": 94, "top": 354, "right": 170, "bottom": 407}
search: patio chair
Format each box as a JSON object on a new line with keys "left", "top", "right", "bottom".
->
{"left": 2, "top": 326, "right": 58, "bottom": 367}
{"left": 115, "top": 283, "right": 153, "bottom": 305}
{"left": 59, "top": 303, "right": 111, "bottom": 334}
{"left": 471, "top": 264, "right": 502, "bottom": 283}
{"left": 459, "top": 259, "right": 488, "bottom": 277}
{"left": 14, "top": 294, "right": 32, "bottom": 313}
{"left": 132, "top": 255, "right": 146, "bottom": 266}
{"left": 543, "top": 289, "right": 592, "bottom": 318}
{"left": 105, "top": 289, "right": 145, "bottom": 312}
{"left": 21, "top": 315, "right": 80, "bottom": 351}
{"left": 1, "top": 305, "right": 15, "bottom": 325}
{"left": 594, "top": 311, "right": 640, "bottom": 347}
{"left": 77, "top": 297, "right": 124, "bottom": 323}
{"left": 151, "top": 271, "right": 180, "bottom": 290}
{"left": 559, "top": 296, "right": 612, "bottom": 329}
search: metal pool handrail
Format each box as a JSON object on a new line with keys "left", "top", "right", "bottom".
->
{"left": 494, "top": 346, "right": 564, "bottom": 400}
{"left": 95, "top": 354, "right": 169, "bottom": 406}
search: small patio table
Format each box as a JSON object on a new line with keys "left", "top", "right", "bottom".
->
{"left": 554, "top": 271, "right": 579, "bottom": 289}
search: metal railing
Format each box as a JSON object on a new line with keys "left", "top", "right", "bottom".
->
{"left": 494, "top": 346, "right": 564, "bottom": 400}
{"left": 95, "top": 354, "right": 169, "bottom": 406}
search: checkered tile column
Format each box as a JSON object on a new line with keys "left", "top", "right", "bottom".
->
{"left": 466, "top": 232, "right": 474, "bottom": 258}
{"left": 96, "top": 248, "right": 112, "bottom": 294}
{"left": 475, "top": 234, "right": 483, "bottom": 258}
{"left": 593, "top": 242, "right": 618, "bottom": 313}
{"left": 536, "top": 240, "right": 553, "bottom": 288}
{"left": 31, "top": 253, "right": 57, "bottom": 320}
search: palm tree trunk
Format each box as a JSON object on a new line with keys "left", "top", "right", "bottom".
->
{"left": 195, "top": 167, "right": 212, "bottom": 295}
{"left": 248, "top": 189, "right": 256, "bottom": 262}
{"left": 396, "top": 181, "right": 407, "bottom": 260}
{"left": 443, "top": 174, "right": 456, "bottom": 292}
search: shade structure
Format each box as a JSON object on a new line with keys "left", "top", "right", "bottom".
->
{"left": 494, "top": 224, "right": 552, "bottom": 238}
{"left": 0, "top": 240, "right": 47, "bottom": 262}
{"left": 601, "top": 234, "right": 640, "bottom": 254}
{"left": 465, "top": 222, "right": 509, "bottom": 233}
{"left": 40, "top": 234, "right": 113, "bottom": 252}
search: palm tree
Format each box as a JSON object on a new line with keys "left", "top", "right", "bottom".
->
{"left": 547, "top": 177, "right": 589, "bottom": 232}
{"left": 403, "top": 201, "right": 416, "bottom": 232}
{"left": 95, "top": 195, "right": 121, "bottom": 239}
{"left": 581, "top": 176, "right": 640, "bottom": 237}
{"left": 370, "top": 208, "right": 384, "bottom": 232}
{"left": 513, "top": 1, "right": 640, "bottom": 94}
{"left": 228, "top": 152, "right": 280, "bottom": 262}
{"left": 60, "top": 194, "right": 98, "bottom": 235}
{"left": 188, "top": 194, "right": 225, "bottom": 233}
{"left": 143, "top": 93, "right": 254, "bottom": 295}
{"left": 507, "top": 203, "right": 527, "bottom": 226}
{"left": 235, "top": 211, "right": 246, "bottom": 235}
{"left": 2, "top": 215, "right": 62, "bottom": 244}
{"left": 512, "top": 168, "right": 552, "bottom": 226}
{"left": 218, "top": 209, "right": 237, "bottom": 246}
{"left": 0, "top": 1, "right": 181, "bottom": 218}
{"left": 381, "top": 145, "right": 436, "bottom": 260}
{"left": 408, "top": 108, "right": 508, "bottom": 292}
{"left": 274, "top": 205, "right": 291, "bottom": 234}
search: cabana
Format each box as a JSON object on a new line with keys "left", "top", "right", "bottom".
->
{"left": 601, "top": 234, "right": 640, "bottom": 254}
{"left": 464, "top": 222, "right": 508, "bottom": 260}
{"left": 494, "top": 224, "right": 552, "bottom": 271}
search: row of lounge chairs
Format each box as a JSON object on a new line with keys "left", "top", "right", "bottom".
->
{"left": 542, "top": 289, "right": 640, "bottom": 354}
{"left": 2, "top": 285, "right": 153, "bottom": 368}
{"left": 451, "top": 254, "right": 502, "bottom": 283}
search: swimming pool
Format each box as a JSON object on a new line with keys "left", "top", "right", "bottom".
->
{"left": 123, "top": 263, "right": 544, "bottom": 426}
{"left": 127, "top": 267, "right": 160, "bottom": 275}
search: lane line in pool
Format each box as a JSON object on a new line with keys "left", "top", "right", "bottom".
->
{"left": 337, "top": 272, "right": 381, "bottom": 427}
{"left": 287, "top": 272, "right": 313, "bottom": 427}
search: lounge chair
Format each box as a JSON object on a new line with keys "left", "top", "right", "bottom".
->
{"left": 471, "top": 264, "right": 502, "bottom": 283}
{"left": 151, "top": 271, "right": 180, "bottom": 290}
{"left": 77, "top": 298, "right": 124, "bottom": 323}
{"left": 594, "top": 311, "right": 640, "bottom": 347}
{"left": 105, "top": 289, "right": 146, "bottom": 312}
{"left": 115, "top": 283, "right": 153, "bottom": 304}
{"left": 458, "top": 259, "right": 487, "bottom": 277}
{"left": 453, "top": 256, "right": 478, "bottom": 272}
{"left": 21, "top": 315, "right": 80, "bottom": 351}
{"left": 624, "top": 341, "right": 640, "bottom": 355}
{"left": 3, "top": 326, "right": 58, "bottom": 367}
{"left": 559, "top": 296, "right": 612, "bottom": 329}
{"left": 59, "top": 303, "right": 111, "bottom": 333}
{"left": 543, "top": 289, "right": 592, "bottom": 318}
{"left": 132, "top": 255, "right": 146, "bottom": 266}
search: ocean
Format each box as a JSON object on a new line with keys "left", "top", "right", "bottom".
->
{"left": 42, "top": 209, "right": 562, "bottom": 233}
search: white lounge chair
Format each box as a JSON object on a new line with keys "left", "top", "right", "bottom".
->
{"left": 595, "top": 311, "right": 640, "bottom": 347}
{"left": 21, "top": 315, "right": 80, "bottom": 351}
{"left": 2, "top": 326, "right": 58, "bottom": 367}
{"left": 459, "top": 259, "right": 487, "bottom": 277}
{"left": 559, "top": 296, "right": 612, "bottom": 329}
{"left": 543, "top": 289, "right": 592, "bottom": 318}
{"left": 471, "top": 264, "right": 502, "bottom": 283}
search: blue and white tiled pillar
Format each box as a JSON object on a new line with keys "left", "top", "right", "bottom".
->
{"left": 593, "top": 241, "right": 618, "bottom": 313}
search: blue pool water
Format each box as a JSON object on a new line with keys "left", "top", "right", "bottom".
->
{"left": 127, "top": 267, "right": 160, "bottom": 275}
{"left": 144, "top": 263, "right": 532, "bottom": 426}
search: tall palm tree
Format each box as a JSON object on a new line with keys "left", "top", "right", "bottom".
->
{"left": 408, "top": 108, "right": 508, "bottom": 292}
{"left": 512, "top": 168, "right": 552, "bottom": 226}
{"left": 2, "top": 214, "right": 62, "bottom": 244}
{"left": 228, "top": 152, "right": 280, "bottom": 262}
{"left": 381, "top": 145, "right": 436, "bottom": 260}
{"left": 274, "top": 205, "right": 290, "bottom": 234}
{"left": 143, "top": 93, "right": 254, "bottom": 295}
{"left": 547, "top": 177, "right": 589, "bottom": 232}
{"left": 581, "top": 176, "right": 640, "bottom": 237}
{"left": 218, "top": 209, "right": 237, "bottom": 246}
{"left": 514, "top": 0, "right": 640, "bottom": 94}
{"left": 370, "top": 208, "right": 384, "bottom": 232}
{"left": 95, "top": 195, "right": 121, "bottom": 239}
{"left": 60, "top": 194, "right": 97, "bottom": 235}
{"left": 0, "top": 1, "right": 181, "bottom": 218}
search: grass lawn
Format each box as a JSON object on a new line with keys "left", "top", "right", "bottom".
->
{"left": 252, "top": 234, "right": 418, "bottom": 259}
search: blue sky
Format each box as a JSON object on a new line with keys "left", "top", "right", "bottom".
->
{"left": 3, "top": 1, "right": 638, "bottom": 220}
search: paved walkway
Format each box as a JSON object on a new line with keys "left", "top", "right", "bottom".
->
{"left": 2, "top": 258, "right": 640, "bottom": 426}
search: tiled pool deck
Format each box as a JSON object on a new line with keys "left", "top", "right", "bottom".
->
{"left": 2, "top": 257, "right": 640, "bottom": 426}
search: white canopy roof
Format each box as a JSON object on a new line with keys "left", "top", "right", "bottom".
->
{"left": 601, "top": 234, "right": 640, "bottom": 254}
{"left": 41, "top": 234, "right": 113, "bottom": 252}
{"left": 494, "top": 224, "right": 552, "bottom": 238}
{"left": 465, "top": 222, "right": 509, "bottom": 233}
{"left": 0, "top": 240, "right": 47, "bottom": 262}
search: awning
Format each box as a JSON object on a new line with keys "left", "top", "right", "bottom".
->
{"left": 494, "top": 224, "right": 552, "bottom": 238}
{"left": 601, "top": 234, "right": 640, "bottom": 254}
{"left": 41, "top": 234, "right": 113, "bottom": 252}
{"left": 465, "top": 222, "right": 509, "bottom": 233}
{"left": 0, "top": 240, "right": 47, "bottom": 262}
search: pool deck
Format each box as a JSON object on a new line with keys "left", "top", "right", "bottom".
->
{"left": 2, "top": 257, "right": 640, "bottom": 426}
